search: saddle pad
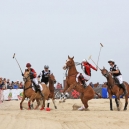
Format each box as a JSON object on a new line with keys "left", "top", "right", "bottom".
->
{"left": 41, "top": 82, "right": 49, "bottom": 87}
{"left": 32, "top": 84, "right": 43, "bottom": 91}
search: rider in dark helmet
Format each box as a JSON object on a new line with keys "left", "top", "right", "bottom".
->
{"left": 108, "top": 59, "right": 128, "bottom": 95}
{"left": 38, "top": 65, "right": 53, "bottom": 85}
{"left": 23, "top": 63, "right": 43, "bottom": 97}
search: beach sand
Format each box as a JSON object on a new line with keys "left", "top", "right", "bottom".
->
{"left": 0, "top": 99, "right": 129, "bottom": 129}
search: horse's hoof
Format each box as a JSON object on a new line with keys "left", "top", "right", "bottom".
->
{"left": 46, "top": 108, "right": 51, "bottom": 111}
{"left": 117, "top": 108, "right": 120, "bottom": 111}
{"left": 34, "top": 106, "right": 38, "bottom": 110}
{"left": 59, "top": 101, "right": 62, "bottom": 103}
{"left": 40, "top": 107, "right": 44, "bottom": 110}
{"left": 110, "top": 109, "right": 113, "bottom": 111}
{"left": 28, "top": 108, "right": 31, "bottom": 110}
{"left": 123, "top": 108, "right": 127, "bottom": 111}
{"left": 55, "top": 106, "right": 57, "bottom": 109}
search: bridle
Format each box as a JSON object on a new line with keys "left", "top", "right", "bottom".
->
{"left": 102, "top": 71, "right": 110, "bottom": 78}
{"left": 48, "top": 74, "right": 56, "bottom": 84}
{"left": 23, "top": 73, "right": 33, "bottom": 91}
{"left": 64, "top": 61, "right": 78, "bottom": 77}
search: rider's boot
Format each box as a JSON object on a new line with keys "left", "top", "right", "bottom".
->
{"left": 79, "top": 75, "right": 87, "bottom": 88}
{"left": 33, "top": 85, "right": 38, "bottom": 93}
{"left": 82, "top": 80, "right": 87, "bottom": 88}
{"left": 37, "top": 85, "right": 44, "bottom": 98}
{"left": 120, "top": 83, "right": 128, "bottom": 96}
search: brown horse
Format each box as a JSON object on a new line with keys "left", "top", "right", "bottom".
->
{"left": 101, "top": 67, "right": 129, "bottom": 111}
{"left": 43, "top": 74, "right": 57, "bottom": 109}
{"left": 20, "top": 70, "right": 50, "bottom": 110}
{"left": 61, "top": 56, "right": 96, "bottom": 110}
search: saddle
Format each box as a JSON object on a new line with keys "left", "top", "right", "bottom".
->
{"left": 114, "top": 77, "right": 120, "bottom": 85}
{"left": 107, "top": 78, "right": 121, "bottom": 88}
{"left": 32, "top": 81, "right": 41, "bottom": 92}
{"left": 78, "top": 73, "right": 87, "bottom": 85}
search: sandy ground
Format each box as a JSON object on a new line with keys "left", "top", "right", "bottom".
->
{"left": 0, "top": 99, "right": 129, "bottom": 129}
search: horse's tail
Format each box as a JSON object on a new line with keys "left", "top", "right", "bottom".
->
{"left": 95, "top": 92, "right": 102, "bottom": 98}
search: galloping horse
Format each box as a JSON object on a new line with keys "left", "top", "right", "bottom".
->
{"left": 61, "top": 56, "right": 95, "bottom": 110}
{"left": 20, "top": 70, "right": 50, "bottom": 110}
{"left": 44, "top": 74, "right": 57, "bottom": 109}
{"left": 101, "top": 67, "right": 129, "bottom": 111}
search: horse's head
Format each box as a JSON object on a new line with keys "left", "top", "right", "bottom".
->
{"left": 23, "top": 69, "right": 31, "bottom": 82}
{"left": 101, "top": 67, "right": 109, "bottom": 78}
{"left": 48, "top": 74, "right": 56, "bottom": 84}
{"left": 63, "top": 55, "right": 75, "bottom": 70}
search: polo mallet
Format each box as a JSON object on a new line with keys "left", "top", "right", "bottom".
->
{"left": 13, "top": 53, "right": 23, "bottom": 74}
{"left": 88, "top": 55, "right": 101, "bottom": 70}
{"left": 97, "top": 43, "right": 103, "bottom": 68}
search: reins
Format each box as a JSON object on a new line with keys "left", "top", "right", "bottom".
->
{"left": 23, "top": 73, "right": 33, "bottom": 92}
{"left": 103, "top": 71, "right": 115, "bottom": 89}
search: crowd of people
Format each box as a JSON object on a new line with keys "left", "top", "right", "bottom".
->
{"left": 0, "top": 77, "right": 24, "bottom": 90}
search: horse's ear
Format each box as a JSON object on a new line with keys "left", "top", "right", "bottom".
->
{"left": 72, "top": 56, "right": 74, "bottom": 59}
{"left": 68, "top": 55, "right": 70, "bottom": 59}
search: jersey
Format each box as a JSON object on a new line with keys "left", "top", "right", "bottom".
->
{"left": 81, "top": 62, "right": 97, "bottom": 76}
{"left": 110, "top": 64, "right": 121, "bottom": 77}
{"left": 38, "top": 70, "right": 52, "bottom": 84}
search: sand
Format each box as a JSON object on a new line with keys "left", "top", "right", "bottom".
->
{"left": 0, "top": 99, "right": 129, "bottom": 129}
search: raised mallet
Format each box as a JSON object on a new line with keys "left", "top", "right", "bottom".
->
{"left": 13, "top": 53, "right": 23, "bottom": 74}
{"left": 88, "top": 55, "right": 101, "bottom": 70}
{"left": 97, "top": 43, "right": 103, "bottom": 68}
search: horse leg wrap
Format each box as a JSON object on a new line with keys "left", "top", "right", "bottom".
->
{"left": 65, "top": 92, "right": 69, "bottom": 98}
{"left": 30, "top": 104, "right": 33, "bottom": 109}
{"left": 115, "top": 98, "right": 119, "bottom": 108}
{"left": 110, "top": 99, "right": 113, "bottom": 110}
{"left": 28, "top": 102, "right": 31, "bottom": 109}
{"left": 20, "top": 103, "right": 23, "bottom": 110}
{"left": 47, "top": 103, "right": 50, "bottom": 108}
{"left": 124, "top": 102, "right": 128, "bottom": 110}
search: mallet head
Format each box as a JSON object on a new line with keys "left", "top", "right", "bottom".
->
{"left": 13, "top": 53, "right": 15, "bottom": 59}
{"left": 88, "top": 55, "right": 92, "bottom": 60}
{"left": 100, "top": 43, "right": 103, "bottom": 47}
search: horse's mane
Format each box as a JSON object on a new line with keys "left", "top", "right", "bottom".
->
{"left": 48, "top": 75, "right": 55, "bottom": 92}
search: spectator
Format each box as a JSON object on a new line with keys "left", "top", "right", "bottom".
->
{"left": 0, "top": 77, "right": 4, "bottom": 89}
{"left": 7, "top": 81, "right": 13, "bottom": 89}
{"left": 19, "top": 82, "right": 24, "bottom": 89}
{"left": 15, "top": 80, "right": 20, "bottom": 88}
{"left": 13, "top": 82, "right": 19, "bottom": 89}
{"left": 0, "top": 78, "right": 4, "bottom": 90}
{"left": 56, "top": 82, "right": 62, "bottom": 89}
{"left": 2, "top": 78, "right": 7, "bottom": 90}
{"left": 89, "top": 82, "right": 94, "bottom": 88}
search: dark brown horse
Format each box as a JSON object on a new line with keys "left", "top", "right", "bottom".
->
{"left": 46, "top": 74, "right": 57, "bottom": 109}
{"left": 101, "top": 67, "right": 129, "bottom": 111}
{"left": 61, "top": 56, "right": 96, "bottom": 110}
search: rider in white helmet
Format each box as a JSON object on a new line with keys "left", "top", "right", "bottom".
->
{"left": 78, "top": 59, "right": 97, "bottom": 111}
{"left": 80, "top": 59, "right": 97, "bottom": 88}
{"left": 108, "top": 59, "right": 128, "bottom": 95}
{"left": 38, "top": 65, "right": 52, "bottom": 85}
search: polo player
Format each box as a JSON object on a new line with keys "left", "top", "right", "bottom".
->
{"left": 80, "top": 59, "right": 97, "bottom": 88}
{"left": 108, "top": 59, "right": 128, "bottom": 95}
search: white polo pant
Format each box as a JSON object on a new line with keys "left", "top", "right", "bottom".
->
{"left": 32, "top": 78, "right": 38, "bottom": 85}
{"left": 116, "top": 75, "right": 123, "bottom": 84}
{"left": 83, "top": 74, "right": 91, "bottom": 81}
